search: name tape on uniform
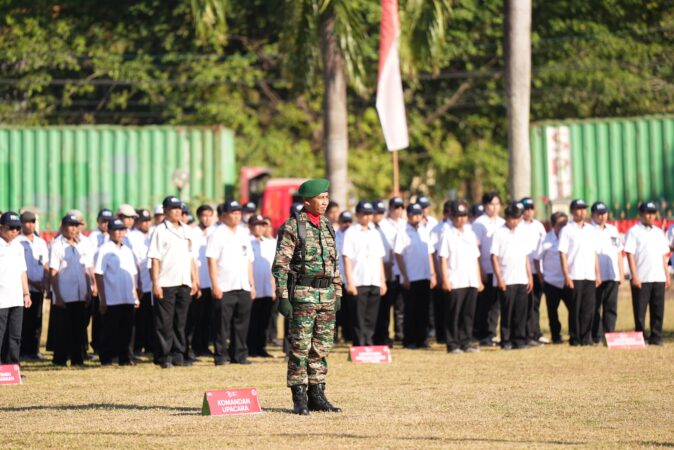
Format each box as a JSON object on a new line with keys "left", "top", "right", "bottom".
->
{"left": 348, "top": 346, "right": 392, "bottom": 364}
{"left": 0, "top": 364, "right": 21, "bottom": 385}
{"left": 202, "top": 388, "right": 262, "bottom": 416}
{"left": 605, "top": 332, "right": 646, "bottom": 350}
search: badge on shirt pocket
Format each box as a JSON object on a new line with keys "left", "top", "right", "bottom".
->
{"left": 611, "top": 237, "right": 620, "bottom": 247}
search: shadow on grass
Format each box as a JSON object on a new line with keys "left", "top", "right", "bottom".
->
{"left": 0, "top": 403, "right": 195, "bottom": 413}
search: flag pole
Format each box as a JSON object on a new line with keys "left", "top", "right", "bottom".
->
{"left": 392, "top": 150, "right": 400, "bottom": 196}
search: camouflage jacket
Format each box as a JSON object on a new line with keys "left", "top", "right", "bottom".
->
{"left": 272, "top": 212, "right": 343, "bottom": 303}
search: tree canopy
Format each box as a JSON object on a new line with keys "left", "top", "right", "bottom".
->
{"left": 1, "top": 0, "right": 672, "bottom": 205}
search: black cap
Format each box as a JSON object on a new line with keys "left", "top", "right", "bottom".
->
{"left": 417, "top": 196, "right": 431, "bottom": 209}
{"left": 136, "top": 209, "right": 152, "bottom": 221}
{"left": 355, "top": 200, "right": 374, "bottom": 214}
{"left": 570, "top": 199, "right": 588, "bottom": 210}
{"left": 97, "top": 209, "right": 113, "bottom": 221}
{"left": 249, "top": 214, "right": 266, "bottom": 225}
{"left": 373, "top": 200, "right": 386, "bottom": 214}
{"left": 520, "top": 197, "right": 534, "bottom": 210}
{"left": 162, "top": 196, "right": 182, "bottom": 209}
{"left": 20, "top": 211, "right": 37, "bottom": 223}
{"left": 61, "top": 214, "right": 83, "bottom": 226}
{"left": 639, "top": 201, "right": 658, "bottom": 213}
{"left": 407, "top": 203, "right": 423, "bottom": 216}
{"left": 591, "top": 201, "right": 608, "bottom": 214}
{"left": 186, "top": 214, "right": 195, "bottom": 224}
{"left": 243, "top": 201, "right": 256, "bottom": 213}
{"left": 470, "top": 204, "right": 484, "bottom": 218}
{"left": 389, "top": 196, "right": 404, "bottom": 209}
{"left": 222, "top": 200, "right": 242, "bottom": 213}
{"left": 290, "top": 203, "right": 303, "bottom": 215}
{"left": 0, "top": 211, "right": 22, "bottom": 227}
{"left": 339, "top": 211, "right": 353, "bottom": 223}
{"left": 449, "top": 200, "right": 469, "bottom": 217}
{"left": 181, "top": 202, "right": 190, "bottom": 215}
{"left": 108, "top": 218, "right": 126, "bottom": 231}
{"left": 504, "top": 201, "right": 523, "bottom": 219}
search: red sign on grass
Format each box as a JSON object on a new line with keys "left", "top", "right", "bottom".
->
{"left": 202, "top": 388, "right": 262, "bottom": 416}
{"left": 349, "top": 346, "right": 392, "bottom": 364}
{"left": 605, "top": 332, "right": 646, "bottom": 350}
{"left": 0, "top": 364, "right": 21, "bottom": 385}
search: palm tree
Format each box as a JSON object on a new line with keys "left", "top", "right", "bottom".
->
{"left": 504, "top": 0, "right": 532, "bottom": 198}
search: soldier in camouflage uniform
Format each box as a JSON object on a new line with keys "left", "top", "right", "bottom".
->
{"left": 272, "top": 178, "right": 343, "bottom": 415}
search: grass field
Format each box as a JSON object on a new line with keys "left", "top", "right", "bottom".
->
{"left": 2, "top": 287, "right": 673, "bottom": 449}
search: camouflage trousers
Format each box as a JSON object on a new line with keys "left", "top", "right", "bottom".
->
{"left": 287, "top": 300, "right": 336, "bottom": 387}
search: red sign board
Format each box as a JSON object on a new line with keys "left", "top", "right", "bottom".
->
{"left": 202, "top": 388, "right": 262, "bottom": 416}
{"left": 0, "top": 364, "right": 21, "bottom": 385}
{"left": 349, "top": 346, "right": 392, "bottom": 364}
{"left": 605, "top": 332, "right": 646, "bottom": 350}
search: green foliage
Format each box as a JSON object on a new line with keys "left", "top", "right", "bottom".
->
{"left": 0, "top": 0, "right": 672, "bottom": 207}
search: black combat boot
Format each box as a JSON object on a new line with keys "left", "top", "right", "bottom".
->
{"left": 307, "top": 383, "right": 342, "bottom": 412}
{"left": 290, "top": 385, "right": 309, "bottom": 415}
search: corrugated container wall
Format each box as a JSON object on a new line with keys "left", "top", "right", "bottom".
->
{"left": 530, "top": 115, "right": 674, "bottom": 219}
{"left": 0, "top": 126, "right": 236, "bottom": 230}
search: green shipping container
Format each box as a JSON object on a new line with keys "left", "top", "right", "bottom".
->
{"left": 530, "top": 115, "right": 674, "bottom": 219}
{"left": 0, "top": 126, "right": 236, "bottom": 230}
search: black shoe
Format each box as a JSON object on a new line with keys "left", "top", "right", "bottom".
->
{"left": 214, "top": 359, "right": 230, "bottom": 366}
{"left": 513, "top": 343, "right": 530, "bottom": 350}
{"left": 100, "top": 361, "right": 113, "bottom": 366}
{"left": 403, "top": 344, "right": 417, "bottom": 350}
{"left": 501, "top": 343, "right": 513, "bottom": 350}
{"left": 173, "top": 360, "right": 192, "bottom": 367}
{"left": 307, "top": 384, "right": 342, "bottom": 412}
{"left": 552, "top": 338, "right": 564, "bottom": 345}
{"left": 480, "top": 339, "right": 497, "bottom": 347}
{"left": 119, "top": 360, "right": 136, "bottom": 366}
{"left": 526, "top": 340, "right": 540, "bottom": 347}
{"left": 160, "top": 362, "right": 174, "bottom": 369}
{"left": 648, "top": 340, "right": 664, "bottom": 347}
{"left": 258, "top": 350, "right": 274, "bottom": 358}
{"left": 233, "top": 359, "right": 252, "bottom": 365}
{"left": 290, "top": 385, "right": 310, "bottom": 415}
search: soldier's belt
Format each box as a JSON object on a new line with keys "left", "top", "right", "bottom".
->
{"left": 296, "top": 276, "right": 332, "bottom": 289}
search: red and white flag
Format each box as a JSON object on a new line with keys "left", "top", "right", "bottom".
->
{"left": 376, "top": 0, "right": 409, "bottom": 152}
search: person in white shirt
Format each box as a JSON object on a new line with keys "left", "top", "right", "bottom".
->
{"left": 49, "top": 214, "right": 95, "bottom": 366}
{"left": 247, "top": 214, "right": 277, "bottom": 358}
{"left": 666, "top": 221, "right": 674, "bottom": 274}
{"left": 590, "top": 201, "right": 625, "bottom": 344}
{"left": 418, "top": 196, "right": 439, "bottom": 231}
{"left": 428, "top": 202, "right": 452, "bottom": 345}
{"left": 16, "top": 211, "right": 48, "bottom": 360}
{"left": 148, "top": 196, "right": 200, "bottom": 368}
{"left": 334, "top": 211, "right": 353, "bottom": 343}
{"left": 394, "top": 203, "right": 436, "bottom": 349}
{"left": 439, "top": 200, "right": 483, "bottom": 353}
{"left": 88, "top": 208, "right": 113, "bottom": 354}
{"left": 374, "top": 196, "right": 406, "bottom": 346}
{"left": 127, "top": 209, "right": 154, "bottom": 355}
{"left": 519, "top": 197, "right": 548, "bottom": 346}
{"left": 150, "top": 204, "right": 164, "bottom": 235}
{"left": 624, "top": 202, "right": 671, "bottom": 346}
{"left": 0, "top": 212, "right": 31, "bottom": 365}
{"left": 472, "top": 191, "right": 505, "bottom": 346}
{"left": 558, "top": 199, "right": 601, "bottom": 346}
{"left": 94, "top": 219, "right": 139, "bottom": 366}
{"left": 207, "top": 200, "right": 256, "bottom": 365}
{"left": 534, "top": 212, "right": 570, "bottom": 344}
{"left": 342, "top": 201, "right": 387, "bottom": 347}
{"left": 88, "top": 209, "right": 113, "bottom": 249}
{"left": 491, "top": 202, "right": 533, "bottom": 350}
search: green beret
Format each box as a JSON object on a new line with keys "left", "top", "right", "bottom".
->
{"left": 298, "top": 178, "right": 330, "bottom": 198}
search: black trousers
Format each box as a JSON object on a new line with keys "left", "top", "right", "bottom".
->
{"left": 185, "top": 292, "right": 204, "bottom": 359}
{"left": 0, "top": 307, "right": 23, "bottom": 364}
{"left": 214, "top": 289, "right": 252, "bottom": 364}
{"left": 335, "top": 284, "right": 353, "bottom": 342}
{"left": 153, "top": 285, "right": 191, "bottom": 365}
{"left": 101, "top": 304, "right": 134, "bottom": 364}
{"left": 570, "top": 280, "right": 596, "bottom": 345}
{"left": 20, "top": 291, "right": 43, "bottom": 356}
{"left": 89, "top": 296, "right": 102, "bottom": 353}
{"left": 592, "top": 281, "right": 620, "bottom": 343}
{"left": 349, "top": 286, "right": 381, "bottom": 346}
{"left": 474, "top": 274, "right": 499, "bottom": 342}
{"left": 53, "top": 301, "right": 87, "bottom": 365}
{"left": 192, "top": 288, "right": 214, "bottom": 355}
{"left": 267, "top": 300, "right": 280, "bottom": 343}
{"left": 526, "top": 276, "right": 543, "bottom": 341}
{"left": 247, "top": 296, "right": 273, "bottom": 355}
{"left": 46, "top": 300, "right": 64, "bottom": 352}
{"left": 373, "top": 278, "right": 400, "bottom": 345}
{"left": 631, "top": 282, "right": 665, "bottom": 344}
{"left": 543, "top": 282, "right": 571, "bottom": 342}
{"left": 432, "top": 287, "right": 446, "bottom": 344}
{"left": 445, "top": 287, "right": 478, "bottom": 351}
{"left": 499, "top": 284, "right": 528, "bottom": 347}
{"left": 402, "top": 280, "right": 431, "bottom": 347}
{"left": 133, "top": 292, "right": 154, "bottom": 353}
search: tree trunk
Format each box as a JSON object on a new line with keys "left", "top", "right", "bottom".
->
{"left": 320, "top": 12, "right": 349, "bottom": 209}
{"left": 504, "top": 0, "right": 532, "bottom": 199}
